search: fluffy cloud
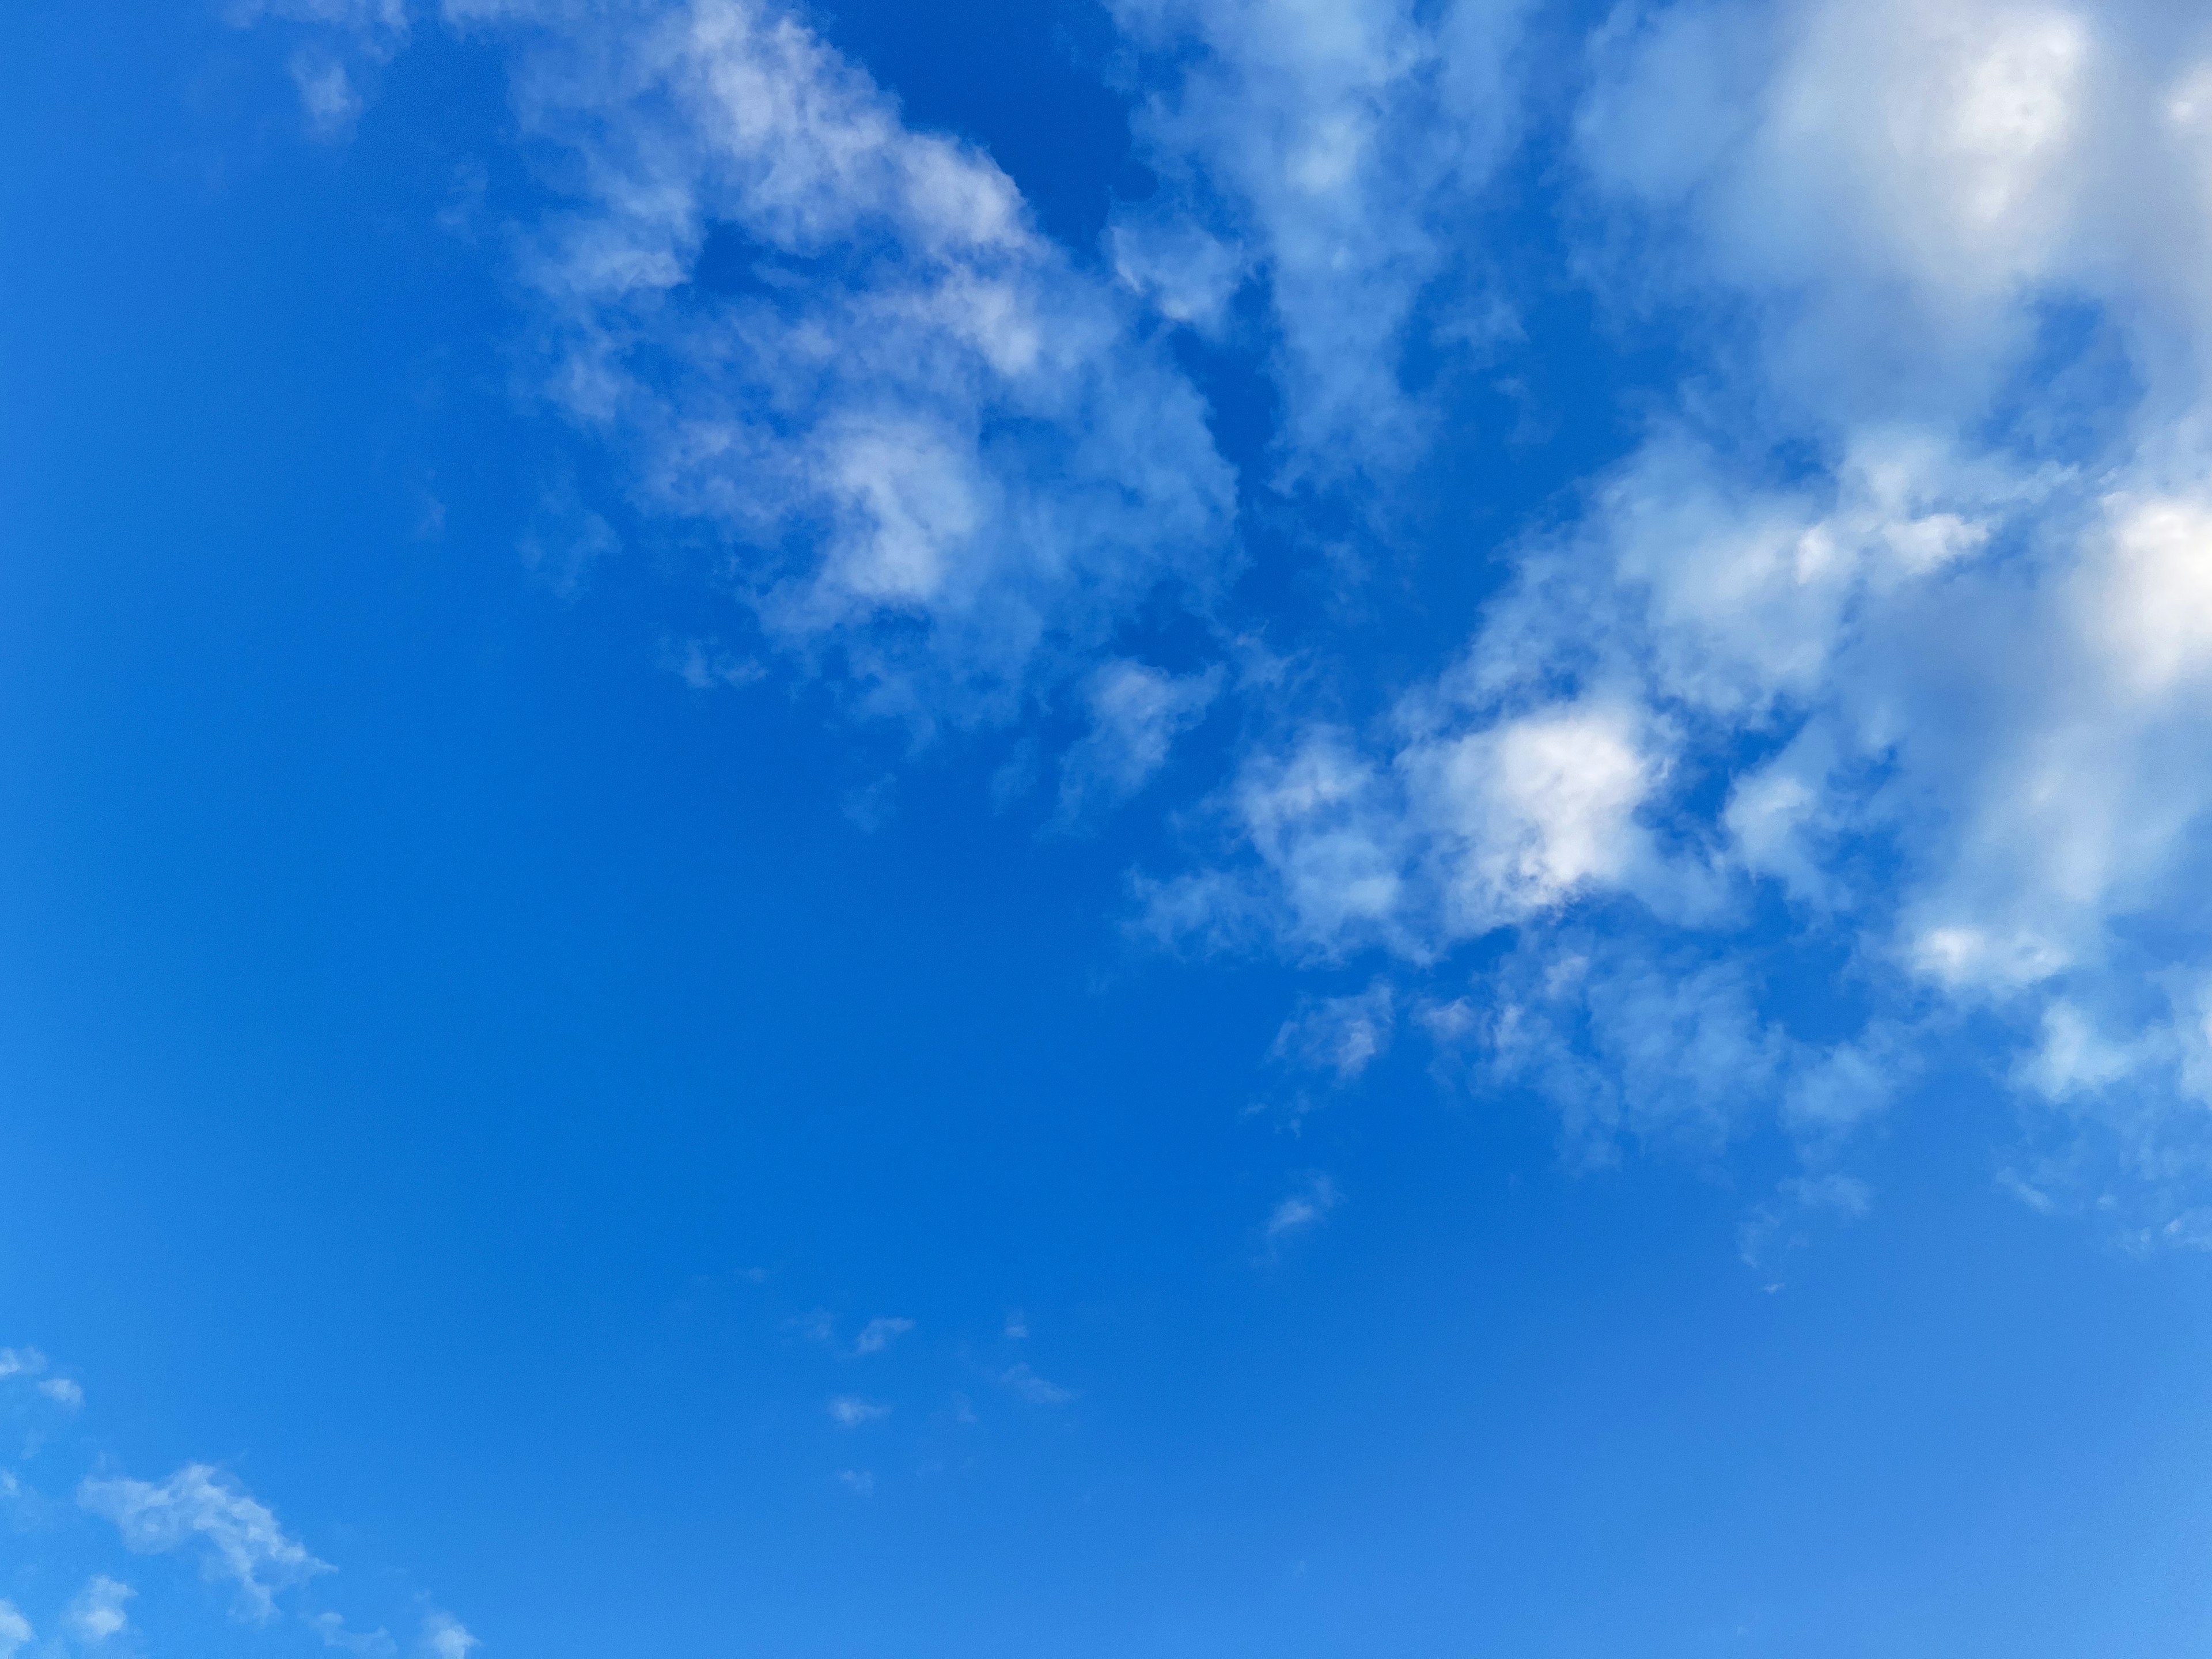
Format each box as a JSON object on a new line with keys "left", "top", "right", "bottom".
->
{"left": 80, "top": 1464, "right": 331, "bottom": 1622}
{"left": 1153, "top": 0, "right": 2212, "bottom": 1224}
{"left": 1143, "top": 692, "right": 1673, "bottom": 961}
{"left": 242, "top": 0, "right": 2212, "bottom": 1229}
{"left": 422, "top": 1611, "right": 480, "bottom": 1659}
{"left": 0, "top": 1603, "right": 28, "bottom": 1659}
{"left": 1580, "top": 0, "right": 2212, "bottom": 416}
{"left": 64, "top": 1577, "right": 134, "bottom": 1645}
{"left": 437, "top": 0, "right": 1237, "bottom": 732}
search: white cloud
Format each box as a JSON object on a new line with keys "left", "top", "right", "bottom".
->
{"left": 999, "top": 1363, "right": 1076, "bottom": 1406}
{"left": 421, "top": 1611, "right": 479, "bottom": 1659}
{"left": 1138, "top": 0, "right": 2212, "bottom": 1230}
{"left": 80, "top": 1464, "right": 331, "bottom": 1622}
{"left": 1262, "top": 1173, "right": 1340, "bottom": 1248}
{"left": 826, "top": 1395, "right": 888, "bottom": 1426}
{"left": 835, "top": 1468, "right": 874, "bottom": 1495}
{"left": 442, "top": 0, "right": 1237, "bottom": 733}
{"left": 233, "top": 0, "right": 2212, "bottom": 1233}
{"left": 1270, "top": 981, "right": 1395, "bottom": 1082}
{"left": 1583, "top": 0, "right": 2089, "bottom": 415}
{"left": 64, "top": 1577, "right": 134, "bottom": 1645}
{"left": 1479, "top": 940, "right": 1789, "bottom": 1159}
{"left": 1107, "top": 0, "right": 1533, "bottom": 475}
{"left": 1581, "top": 0, "right": 2212, "bottom": 418}
{"left": 1055, "top": 660, "right": 1221, "bottom": 821}
{"left": 1406, "top": 700, "right": 1658, "bottom": 930}
{"left": 852, "top": 1317, "right": 914, "bottom": 1356}
{"left": 0, "top": 1348, "right": 46, "bottom": 1379}
{"left": 0, "top": 1602, "right": 29, "bottom": 1659}
{"left": 1137, "top": 730, "right": 1409, "bottom": 957}
{"left": 1146, "top": 694, "right": 1669, "bottom": 961}
{"left": 38, "top": 1377, "right": 84, "bottom": 1410}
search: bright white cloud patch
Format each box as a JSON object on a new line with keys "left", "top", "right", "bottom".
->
{"left": 0, "top": 1603, "right": 29, "bottom": 1659}
{"left": 80, "top": 1464, "right": 331, "bottom": 1622}
{"left": 1144, "top": 695, "right": 1666, "bottom": 960}
{"left": 1142, "top": 0, "right": 2212, "bottom": 1227}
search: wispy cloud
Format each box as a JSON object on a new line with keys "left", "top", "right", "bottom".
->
{"left": 64, "top": 1577, "right": 134, "bottom": 1645}
{"left": 1271, "top": 981, "right": 1396, "bottom": 1085}
{"left": 80, "top": 1464, "right": 331, "bottom": 1623}
{"left": 1108, "top": 0, "right": 1533, "bottom": 478}
{"left": 999, "top": 1363, "right": 1077, "bottom": 1406}
{"left": 1134, "top": 0, "right": 2212, "bottom": 1237}
{"left": 827, "top": 1395, "right": 890, "bottom": 1426}
{"left": 449, "top": 0, "right": 1238, "bottom": 733}
{"left": 237, "top": 0, "right": 2212, "bottom": 1241}
{"left": 853, "top": 1317, "right": 915, "bottom": 1356}
{"left": 1262, "top": 1173, "right": 1341, "bottom": 1255}
{"left": 1054, "top": 660, "right": 1222, "bottom": 824}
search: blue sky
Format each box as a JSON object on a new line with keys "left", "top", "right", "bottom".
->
{"left": 8, "top": 0, "right": 2212, "bottom": 1653}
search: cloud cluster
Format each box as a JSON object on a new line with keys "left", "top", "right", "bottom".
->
{"left": 1159, "top": 0, "right": 2212, "bottom": 1221}
{"left": 0, "top": 1345, "right": 84, "bottom": 1408}
{"left": 247, "top": 0, "right": 2212, "bottom": 1231}
{"left": 442, "top": 0, "right": 1238, "bottom": 735}
{"left": 0, "top": 1334, "right": 473, "bottom": 1654}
